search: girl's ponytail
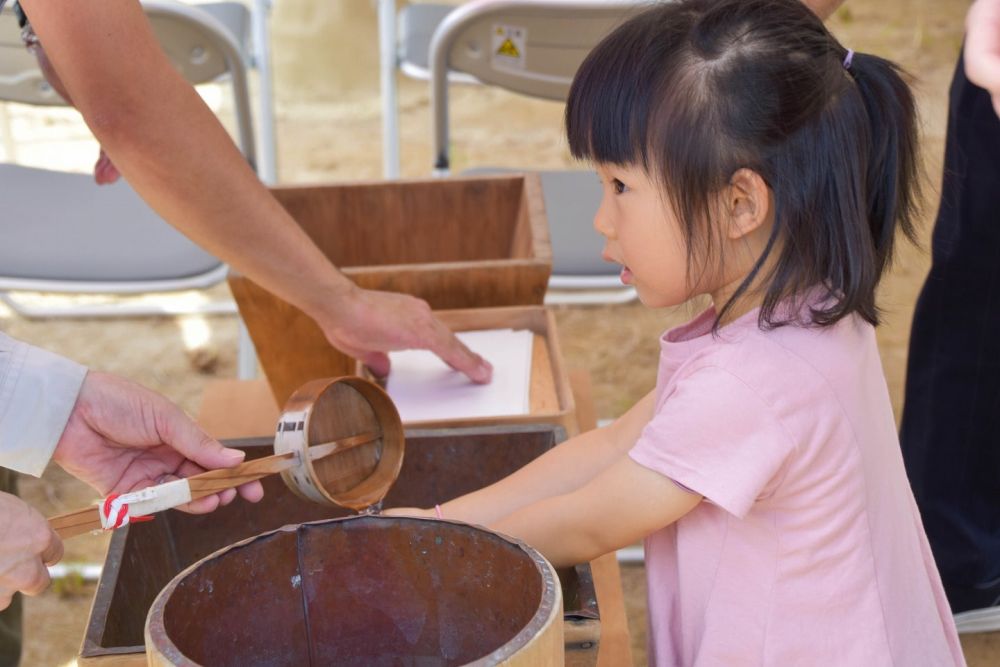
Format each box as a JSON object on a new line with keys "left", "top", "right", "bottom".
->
{"left": 847, "top": 52, "right": 920, "bottom": 284}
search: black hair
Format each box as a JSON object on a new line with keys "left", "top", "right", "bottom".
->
{"left": 566, "top": 0, "right": 919, "bottom": 328}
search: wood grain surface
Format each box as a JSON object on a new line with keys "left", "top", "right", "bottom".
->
{"left": 230, "top": 173, "right": 552, "bottom": 406}
{"left": 358, "top": 306, "right": 577, "bottom": 434}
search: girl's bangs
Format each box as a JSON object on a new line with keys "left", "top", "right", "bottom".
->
{"left": 565, "top": 25, "right": 659, "bottom": 168}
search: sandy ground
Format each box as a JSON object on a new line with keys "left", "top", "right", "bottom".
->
{"left": 3, "top": 0, "right": 997, "bottom": 664}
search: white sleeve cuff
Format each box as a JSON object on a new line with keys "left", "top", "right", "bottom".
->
{"left": 0, "top": 333, "right": 88, "bottom": 477}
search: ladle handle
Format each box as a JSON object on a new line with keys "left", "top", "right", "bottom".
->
{"left": 48, "top": 431, "right": 378, "bottom": 540}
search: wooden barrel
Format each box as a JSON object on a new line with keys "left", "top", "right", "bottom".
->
{"left": 145, "top": 515, "right": 564, "bottom": 666}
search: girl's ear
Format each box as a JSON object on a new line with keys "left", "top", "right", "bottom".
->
{"left": 725, "top": 168, "right": 772, "bottom": 240}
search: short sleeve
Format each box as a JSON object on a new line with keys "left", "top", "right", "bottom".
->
{"left": 629, "top": 365, "right": 795, "bottom": 518}
{"left": 0, "top": 332, "right": 87, "bottom": 476}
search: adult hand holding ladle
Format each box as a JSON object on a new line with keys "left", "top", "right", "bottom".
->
{"left": 49, "top": 376, "right": 404, "bottom": 539}
{"left": 1, "top": 371, "right": 264, "bottom": 611}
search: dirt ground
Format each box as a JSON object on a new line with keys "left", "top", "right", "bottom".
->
{"left": 3, "top": 0, "right": 997, "bottom": 664}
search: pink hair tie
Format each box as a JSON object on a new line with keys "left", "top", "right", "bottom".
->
{"left": 434, "top": 504, "right": 443, "bottom": 519}
{"left": 843, "top": 49, "right": 855, "bottom": 70}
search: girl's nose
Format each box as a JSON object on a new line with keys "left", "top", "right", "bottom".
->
{"left": 593, "top": 197, "right": 615, "bottom": 239}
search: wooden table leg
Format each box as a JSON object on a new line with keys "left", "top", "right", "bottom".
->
{"left": 569, "top": 370, "right": 635, "bottom": 667}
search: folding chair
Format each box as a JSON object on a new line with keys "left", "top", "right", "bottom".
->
{"left": 379, "top": 0, "right": 479, "bottom": 180}
{"left": 0, "top": 0, "right": 265, "bottom": 373}
{"left": 381, "top": 0, "right": 644, "bottom": 304}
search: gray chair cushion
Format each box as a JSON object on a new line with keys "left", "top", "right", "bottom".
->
{"left": 0, "top": 164, "right": 220, "bottom": 282}
{"left": 399, "top": 3, "right": 455, "bottom": 73}
{"left": 464, "top": 167, "right": 614, "bottom": 277}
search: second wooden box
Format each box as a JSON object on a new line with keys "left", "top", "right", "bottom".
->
{"left": 230, "top": 173, "right": 552, "bottom": 406}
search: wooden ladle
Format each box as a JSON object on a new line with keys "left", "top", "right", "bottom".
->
{"left": 48, "top": 376, "right": 405, "bottom": 539}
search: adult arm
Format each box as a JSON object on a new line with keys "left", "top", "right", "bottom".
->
{"left": 0, "top": 332, "right": 261, "bottom": 510}
{"left": 51, "top": 371, "right": 265, "bottom": 513}
{"left": 26, "top": 41, "right": 120, "bottom": 184}
{"left": 17, "top": 0, "right": 491, "bottom": 382}
{"left": 0, "top": 333, "right": 86, "bottom": 476}
{"left": 0, "top": 333, "right": 264, "bottom": 610}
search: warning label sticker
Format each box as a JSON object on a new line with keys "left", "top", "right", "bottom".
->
{"left": 492, "top": 24, "right": 526, "bottom": 70}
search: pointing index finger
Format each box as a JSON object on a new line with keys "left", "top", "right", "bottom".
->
{"left": 423, "top": 319, "right": 493, "bottom": 384}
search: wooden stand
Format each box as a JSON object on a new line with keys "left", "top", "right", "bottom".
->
{"left": 230, "top": 173, "right": 552, "bottom": 407}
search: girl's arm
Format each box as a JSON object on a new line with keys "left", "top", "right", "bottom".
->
{"left": 494, "top": 456, "right": 702, "bottom": 567}
{"left": 391, "top": 390, "right": 657, "bottom": 526}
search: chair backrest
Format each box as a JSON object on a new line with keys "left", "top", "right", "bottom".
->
{"left": 0, "top": 7, "right": 61, "bottom": 105}
{"left": 429, "top": 0, "right": 645, "bottom": 171}
{"left": 0, "top": 0, "right": 255, "bottom": 165}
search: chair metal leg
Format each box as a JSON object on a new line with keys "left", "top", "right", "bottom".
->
{"left": 616, "top": 545, "right": 645, "bottom": 564}
{"left": 0, "top": 103, "right": 15, "bottom": 163}
{"left": 379, "top": 0, "right": 401, "bottom": 178}
{"left": 252, "top": 0, "right": 278, "bottom": 184}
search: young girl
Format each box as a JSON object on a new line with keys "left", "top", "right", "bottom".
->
{"left": 391, "top": 0, "right": 963, "bottom": 663}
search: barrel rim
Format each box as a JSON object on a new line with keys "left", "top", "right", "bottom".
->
{"left": 144, "top": 514, "right": 562, "bottom": 666}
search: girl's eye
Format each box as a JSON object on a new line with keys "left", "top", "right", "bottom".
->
{"left": 612, "top": 178, "right": 629, "bottom": 194}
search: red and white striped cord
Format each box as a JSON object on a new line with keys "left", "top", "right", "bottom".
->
{"left": 98, "top": 493, "right": 154, "bottom": 531}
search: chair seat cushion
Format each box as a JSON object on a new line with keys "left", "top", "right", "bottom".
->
{"left": 0, "top": 164, "right": 221, "bottom": 282}
{"left": 399, "top": 3, "right": 455, "bottom": 72}
{"left": 464, "top": 167, "right": 615, "bottom": 277}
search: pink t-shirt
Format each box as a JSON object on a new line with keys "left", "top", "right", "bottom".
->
{"left": 629, "top": 303, "right": 964, "bottom": 666}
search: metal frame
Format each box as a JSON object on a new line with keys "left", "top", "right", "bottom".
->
{"left": 424, "top": 0, "right": 640, "bottom": 301}
{"left": 428, "top": 0, "right": 639, "bottom": 173}
{"left": 148, "top": 0, "right": 258, "bottom": 167}
{"left": 379, "top": 0, "right": 401, "bottom": 179}
{"left": 379, "top": 0, "right": 484, "bottom": 179}
{"left": 0, "top": 0, "right": 275, "bottom": 376}
{"left": 251, "top": 0, "right": 277, "bottom": 185}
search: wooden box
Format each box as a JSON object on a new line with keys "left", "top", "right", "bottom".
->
{"left": 230, "top": 173, "right": 552, "bottom": 407}
{"left": 362, "top": 305, "right": 577, "bottom": 435}
{"left": 80, "top": 425, "right": 600, "bottom": 666}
